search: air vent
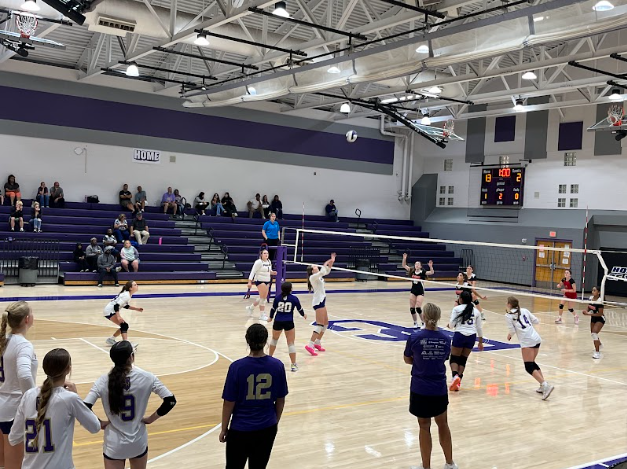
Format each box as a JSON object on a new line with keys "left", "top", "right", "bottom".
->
{"left": 91, "top": 16, "right": 136, "bottom": 35}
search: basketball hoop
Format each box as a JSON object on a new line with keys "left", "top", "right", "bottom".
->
{"left": 443, "top": 119, "right": 455, "bottom": 137}
{"left": 607, "top": 103, "right": 624, "bottom": 127}
{"left": 15, "top": 13, "right": 38, "bottom": 39}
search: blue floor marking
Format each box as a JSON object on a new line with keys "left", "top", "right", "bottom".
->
{"left": 568, "top": 453, "right": 627, "bottom": 469}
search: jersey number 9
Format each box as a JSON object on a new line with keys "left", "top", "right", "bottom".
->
{"left": 25, "top": 419, "right": 54, "bottom": 453}
{"left": 246, "top": 374, "right": 273, "bottom": 400}
{"left": 121, "top": 395, "right": 136, "bottom": 421}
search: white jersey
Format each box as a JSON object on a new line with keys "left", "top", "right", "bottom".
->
{"left": 0, "top": 334, "right": 37, "bottom": 421}
{"left": 249, "top": 259, "right": 272, "bottom": 283}
{"left": 310, "top": 265, "right": 331, "bottom": 307}
{"left": 84, "top": 366, "right": 173, "bottom": 460}
{"left": 9, "top": 387, "right": 100, "bottom": 469}
{"left": 103, "top": 291, "right": 132, "bottom": 317}
{"left": 449, "top": 304, "right": 483, "bottom": 337}
{"left": 505, "top": 308, "right": 541, "bottom": 348}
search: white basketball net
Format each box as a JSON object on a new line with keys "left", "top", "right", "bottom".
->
{"left": 443, "top": 119, "right": 455, "bottom": 137}
{"left": 15, "top": 13, "right": 38, "bottom": 38}
{"left": 607, "top": 104, "right": 624, "bottom": 126}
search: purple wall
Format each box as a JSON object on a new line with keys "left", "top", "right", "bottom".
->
{"left": 0, "top": 86, "right": 394, "bottom": 165}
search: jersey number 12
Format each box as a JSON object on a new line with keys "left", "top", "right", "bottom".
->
{"left": 246, "top": 374, "right": 272, "bottom": 400}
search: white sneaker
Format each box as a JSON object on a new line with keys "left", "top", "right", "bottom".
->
{"left": 542, "top": 383, "right": 554, "bottom": 400}
{"left": 554, "top": 317, "right": 563, "bottom": 324}
{"left": 444, "top": 463, "right": 459, "bottom": 469}
{"left": 246, "top": 305, "right": 254, "bottom": 316}
{"left": 413, "top": 322, "right": 419, "bottom": 329}
{"left": 259, "top": 313, "right": 269, "bottom": 321}
{"left": 105, "top": 337, "right": 117, "bottom": 346}
{"left": 592, "top": 351, "right": 601, "bottom": 359}
{"left": 291, "top": 363, "right": 298, "bottom": 372}
{"left": 19, "top": 228, "right": 24, "bottom": 232}
{"left": 535, "top": 386, "right": 544, "bottom": 394}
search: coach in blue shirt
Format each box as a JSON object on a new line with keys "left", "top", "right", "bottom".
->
{"left": 262, "top": 213, "right": 280, "bottom": 260}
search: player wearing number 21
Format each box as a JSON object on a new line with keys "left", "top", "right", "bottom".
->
{"left": 84, "top": 341, "right": 177, "bottom": 469}
{"left": 221, "top": 324, "right": 288, "bottom": 469}
{"left": 9, "top": 348, "right": 102, "bottom": 469}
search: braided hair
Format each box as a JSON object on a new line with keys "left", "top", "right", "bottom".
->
{"left": 108, "top": 341, "right": 134, "bottom": 415}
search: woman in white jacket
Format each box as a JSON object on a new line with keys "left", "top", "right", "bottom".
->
{"left": 305, "top": 253, "right": 336, "bottom": 356}
{"left": 246, "top": 249, "right": 276, "bottom": 321}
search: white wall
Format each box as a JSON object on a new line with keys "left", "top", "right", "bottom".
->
{"left": 0, "top": 134, "right": 410, "bottom": 220}
{"left": 416, "top": 104, "right": 627, "bottom": 211}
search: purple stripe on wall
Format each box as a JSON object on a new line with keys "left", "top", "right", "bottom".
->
{"left": 0, "top": 86, "right": 394, "bottom": 165}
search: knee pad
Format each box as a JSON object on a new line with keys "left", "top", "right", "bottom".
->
{"left": 288, "top": 344, "right": 296, "bottom": 354}
{"left": 568, "top": 308, "right": 574, "bottom": 313}
{"left": 314, "top": 325, "right": 324, "bottom": 334}
{"left": 559, "top": 304, "right": 564, "bottom": 310}
{"left": 458, "top": 356, "right": 468, "bottom": 368}
{"left": 322, "top": 325, "right": 328, "bottom": 333}
{"left": 119, "top": 322, "right": 129, "bottom": 333}
{"left": 591, "top": 333, "right": 599, "bottom": 341}
{"left": 449, "top": 355, "right": 460, "bottom": 365}
{"left": 524, "top": 361, "right": 540, "bottom": 375}
{"left": 410, "top": 307, "right": 416, "bottom": 316}
{"left": 269, "top": 338, "right": 278, "bottom": 347}
{"left": 416, "top": 307, "right": 422, "bottom": 316}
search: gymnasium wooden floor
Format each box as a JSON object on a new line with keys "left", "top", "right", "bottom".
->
{"left": 1, "top": 281, "right": 626, "bottom": 469}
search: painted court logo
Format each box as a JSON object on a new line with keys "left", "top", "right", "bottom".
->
{"left": 610, "top": 266, "right": 627, "bottom": 279}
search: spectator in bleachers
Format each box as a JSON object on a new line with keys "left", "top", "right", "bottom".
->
{"left": 119, "top": 183, "right": 135, "bottom": 213}
{"left": 194, "top": 192, "right": 209, "bottom": 216}
{"left": 36, "top": 181, "right": 49, "bottom": 208}
{"left": 120, "top": 239, "right": 140, "bottom": 272}
{"left": 248, "top": 193, "right": 265, "bottom": 219}
{"left": 174, "top": 189, "right": 186, "bottom": 217}
{"left": 50, "top": 181, "right": 65, "bottom": 208}
{"left": 103, "top": 228, "right": 117, "bottom": 249}
{"left": 270, "top": 195, "right": 283, "bottom": 220}
{"left": 221, "top": 192, "right": 238, "bottom": 218}
{"left": 113, "top": 214, "right": 130, "bottom": 243}
{"left": 73, "top": 242, "right": 89, "bottom": 272}
{"left": 9, "top": 200, "right": 24, "bottom": 231}
{"left": 97, "top": 246, "right": 120, "bottom": 288}
{"left": 31, "top": 201, "right": 43, "bottom": 233}
{"left": 4, "top": 174, "right": 21, "bottom": 206}
{"left": 161, "top": 187, "right": 177, "bottom": 215}
{"left": 262, "top": 195, "right": 271, "bottom": 218}
{"left": 325, "top": 199, "right": 339, "bottom": 222}
{"left": 211, "top": 193, "right": 224, "bottom": 216}
{"left": 135, "top": 185, "right": 147, "bottom": 212}
{"left": 86, "top": 237, "right": 103, "bottom": 272}
{"left": 130, "top": 212, "right": 150, "bottom": 245}
{"left": 262, "top": 213, "right": 281, "bottom": 261}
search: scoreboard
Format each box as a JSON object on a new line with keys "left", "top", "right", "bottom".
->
{"left": 480, "top": 167, "right": 525, "bottom": 206}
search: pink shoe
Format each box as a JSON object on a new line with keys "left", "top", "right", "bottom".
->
{"left": 305, "top": 345, "right": 318, "bottom": 356}
{"left": 449, "top": 376, "right": 461, "bottom": 392}
{"left": 574, "top": 315, "right": 580, "bottom": 325}
{"left": 314, "top": 344, "right": 326, "bottom": 352}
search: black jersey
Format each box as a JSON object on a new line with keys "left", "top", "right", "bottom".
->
{"left": 455, "top": 282, "right": 472, "bottom": 295}
{"left": 410, "top": 268, "right": 428, "bottom": 283}
{"left": 587, "top": 297, "right": 604, "bottom": 315}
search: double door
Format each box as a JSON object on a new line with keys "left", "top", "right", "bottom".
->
{"left": 534, "top": 239, "right": 572, "bottom": 289}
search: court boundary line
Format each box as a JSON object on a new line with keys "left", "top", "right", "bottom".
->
{"left": 567, "top": 452, "right": 627, "bottom": 469}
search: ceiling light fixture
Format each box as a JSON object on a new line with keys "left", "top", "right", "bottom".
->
{"left": 522, "top": 71, "right": 537, "bottom": 80}
{"left": 427, "top": 86, "right": 442, "bottom": 94}
{"left": 327, "top": 65, "right": 341, "bottom": 74}
{"left": 533, "top": 15, "right": 544, "bottom": 21}
{"left": 514, "top": 98, "right": 525, "bottom": 112}
{"left": 194, "top": 32, "right": 210, "bottom": 46}
{"left": 20, "top": 0, "right": 40, "bottom": 12}
{"left": 273, "top": 1, "right": 290, "bottom": 18}
{"left": 609, "top": 88, "right": 622, "bottom": 101}
{"left": 125, "top": 62, "right": 139, "bottom": 77}
{"left": 247, "top": 86, "right": 257, "bottom": 95}
{"left": 592, "top": 0, "right": 614, "bottom": 11}
{"left": 420, "top": 113, "right": 431, "bottom": 125}
{"left": 415, "top": 44, "right": 429, "bottom": 54}
{"left": 340, "top": 103, "right": 351, "bottom": 113}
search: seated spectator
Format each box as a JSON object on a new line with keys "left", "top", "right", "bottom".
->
{"left": 113, "top": 214, "right": 130, "bottom": 243}
{"left": 261, "top": 195, "right": 271, "bottom": 218}
{"left": 194, "top": 192, "right": 209, "bottom": 216}
{"left": 103, "top": 228, "right": 117, "bottom": 249}
{"left": 222, "top": 193, "right": 238, "bottom": 218}
{"left": 161, "top": 187, "right": 176, "bottom": 215}
{"left": 30, "top": 201, "right": 42, "bottom": 233}
{"left": 210, "top": 193, "right": 224, "bottom": 216}
{"left": 9, "top": 200, "right": 24, "bottom": 231}
{"left": 73, "top": 242, "right": 89, "bottom": 272}
{"left": 247, "top": 193, "right": 265, "bottom": 219}
{"left": 50, "top": 181, "right": 65, "bottom": 208}
{"left": 119, "top": 184, "right": 135, "bottom": 213}
{"left": 130, "top": 212, "right": 150, "bottom": 245}
{"left": 85, "top": 237, "right": 103, "bottom": 272}
{"left": 134, "top": 185, "right": 147, "bottom": 212}
{"left": 174, "top": 189, "right": 187, "bottom": 218}
{"left": 4, "top": 174, "right": 21, "bottom": 206}
{"left": 36, "top": 181, "right": 49, "bottom": 208}
{"left": 120, "top": 240, "right": 140, "bottom": 272}
{"left": 270, "top": 194, "right": 283, "bottom": 220}
{"left": 97, "top": 246, "right": 120, "bottom": 288}
{"left": 325, "top": 199, "right": 339, "bottom": 222}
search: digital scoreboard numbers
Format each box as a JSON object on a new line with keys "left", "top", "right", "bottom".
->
{"left": 480, "top": 167, "right": 525, "bottom": 206}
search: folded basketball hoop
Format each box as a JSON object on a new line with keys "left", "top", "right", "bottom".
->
{"left": 15, "top": 13, "right": 38, "bottom": 38}
{"left": 443, "top": 119, "right": 455, "bottom": 137}
{"left": 607, "top": 103, "right": 624, "bottom": 127}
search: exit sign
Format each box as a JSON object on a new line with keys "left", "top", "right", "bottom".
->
{"left": 549, "top": 231, "right": 557, "bottom": 238}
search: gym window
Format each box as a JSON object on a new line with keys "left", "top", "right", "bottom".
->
{"left": 447, "top": 198, "right": 454, "bottom": 206}
{"left": 558, "top": 184, "right": 567, "bottom": 194}
{"left": 564, "top": 152, "right": 576, "bottom": 166}
{"left": 439, "top": 197, "right": 446, "bottom": 206}
{"left": 570, "top": 198, "right": 579, "bottom": 208}
{"left": 557, "top": 198, "right": 566, "bottom": 208}
{"left": 448, "top": 186, "right": 455, "bottom": 194}
{"left": 444, "top": 159, "right": 453, "bottom": 171}
{"left": 570, "top": 184, "right": 579, "bottom": 194}
{"left": 499, "top": 155, "right": 510, "bottom": 165}
{"left": 440, "top": 186, "right": 446, "bottom": 194}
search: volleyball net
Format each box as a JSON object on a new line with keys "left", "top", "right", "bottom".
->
{"left": 282, "top": 227, "right": 625, "bottom": 308}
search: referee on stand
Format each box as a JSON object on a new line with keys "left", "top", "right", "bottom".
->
{"left": 262, "top": 213, "right": 280, "bottom": 261}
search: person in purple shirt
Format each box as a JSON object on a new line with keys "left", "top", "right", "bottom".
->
{"left": 403, "top": 303, "right": 458, "bottom": 469}
{"left": 220, "top": 323, "right": 288, "bottom": 469}
{"left": 161, "top": 186, "right": 177, "bottom": 215}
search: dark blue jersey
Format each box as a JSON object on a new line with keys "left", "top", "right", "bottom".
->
{"left": 270, "top": 294, "right": 305, "bottom": 321}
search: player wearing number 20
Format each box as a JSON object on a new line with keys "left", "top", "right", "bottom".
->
{"left": 268, "top": 282, "right": 307, "bottom": 373}
{"left": 84, "top": 341, "right": 177, "bottom": 467}
{"left": 221, "top": 324, "right": 288, "bottom": 469}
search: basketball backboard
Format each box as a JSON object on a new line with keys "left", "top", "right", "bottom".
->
{"left": 414, "top": 122, "right": 465, "bottom": 141}
{"left": 587, "top": 102, "right": 625, "bottom": 132}
{"left": 0, "top": 29, "right": 65, "bottom": 49}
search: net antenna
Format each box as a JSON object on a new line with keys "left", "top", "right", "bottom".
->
{"left": 607, "top": 103, "right": 625, "bottom": 127}
{"left": 15, "top": 13, "right": 38, "bottom": 39}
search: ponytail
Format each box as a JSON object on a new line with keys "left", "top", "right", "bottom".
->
{"left": 1, "top": 301, "right": 32, "bottom": 357}
{"left": 507, "top": 296, "right": 521, "bottom": 322}
{"left": 119, "top": 280, "right": 134, "bottom": 295}
{"left": 455, "top": 290, "right": 475, "bottom": 325}
{"left": 422, "top": 303, "right": 441, "bottom": 327}
{"left": 0, "top": 313, "right": 8, "bottom": 358}
{"left": 33, "top": 377, "right": 54, "bottom": 449}
{"left": 306, "top": 266, "right": 314, "bottom": 292}
{"left": 108, "top": 362, "right": 132, "bottom": 415}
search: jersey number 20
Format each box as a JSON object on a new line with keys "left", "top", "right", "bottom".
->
{"left": 276, "top": 302, "right": 293, "bottom": 313}
{"left": 246, "top": 374, "right": 273, "bottom": 400}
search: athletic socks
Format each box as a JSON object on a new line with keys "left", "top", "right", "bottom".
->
{"left": 452, "top": 371, "right": 459, "bottom": 378}
{"left": 308, "top": 341, "right": 315, "bottom": 347}
{"left": 314, "top": 339, "right": 321, "bottom": 345}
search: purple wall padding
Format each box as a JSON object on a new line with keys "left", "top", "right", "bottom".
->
{"left": 494, "top": 115, "right": 516, "bottom": 142}
{"left": 558, "top": 121, "right": 583, "bottom": 151}
{"left": 0, "top": 86, "right": 393, "bottom": 165}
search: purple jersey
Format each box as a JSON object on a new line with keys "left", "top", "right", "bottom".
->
{"left": 222, "top": 356, "right": 288, "bottom": 431}
{"left": 270, "top": 294, "right": 305, "bottom": 322}
{"left": 404, "top": 329, "right": 451, "bottom": 396}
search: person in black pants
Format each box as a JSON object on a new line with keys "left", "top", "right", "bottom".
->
{"left": 269, "top": 195, "right": 283, "bottom": 219}
{"left": 97, "top": 246, "right": 119, "bottom": 287}
{"left": 220, "top": 324, "right": 288, "bottom": 469}
{"left": 262, "top": 213, "right": 280, "bottom": 261}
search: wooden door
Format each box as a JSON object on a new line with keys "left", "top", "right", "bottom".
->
{"left": 535, "top": 239, "right": 573, "bottom": 289}
{"left": 553, "top": 241, "right": 573, "bottom": 286}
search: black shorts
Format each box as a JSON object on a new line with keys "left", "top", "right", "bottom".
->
{"left": 410, "top": 286, "right": 425, "bottom": 297}
{"left": 591, "top": 316, "right": 606, "bottom": 324}
{"left": 104, "top": 447, "right": 148, "bottom": 461}
{"left": 409, "top": 392, "right": 448, "bottom": 419}
{"left": 105, "top": 312, "right": 116, "bottom": 320}
{"left": 255, "top": 281, "right": 271, "bottom": 287}
{"left": 0, "top": 420, "right": 14, "bottom": 434}
{"left": 273, "top": 320, "right": 295, "bottom": 331}
{"left": 531, "top": 343, "right": 541, "bottom": 349}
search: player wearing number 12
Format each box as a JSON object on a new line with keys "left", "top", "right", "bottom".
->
{"left": 268, "top": 282, "right": 307, "bottom": 372}
{"left": 8, "top": 348, "right": 102, "bottom": 469}
{"left": 84, "top": 341, "right": 177, "bottom": 468}
{"left": 221, "top": 324, "right": 288, "bottom": 469}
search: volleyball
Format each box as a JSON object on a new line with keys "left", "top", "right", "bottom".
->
{"left": 346, "top": 130, "right": 358, "bottom": 143}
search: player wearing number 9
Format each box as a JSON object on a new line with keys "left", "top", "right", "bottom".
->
{"left": 220, "top": 324, "right": 289, "bottom": 469}
{"left": 8, "top": 348, "right": 101, "bottom": 469}
{"left": 84, "top": 341, "right": 177, "bottom": 468}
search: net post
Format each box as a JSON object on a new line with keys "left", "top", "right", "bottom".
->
{"left": 581, "top": 205, "right": 589, "bottom": 301}
{"left": 275, "top": 245, "right": 287, "bottom": 297}
{"left": 294, "top": 229, "right": 300, "bottom": 263}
